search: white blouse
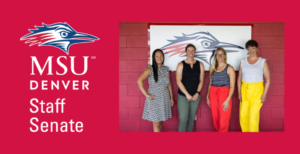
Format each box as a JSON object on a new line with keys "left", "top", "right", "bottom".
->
{"left": 241, "top": 57, "right": 266, "bottom": 83}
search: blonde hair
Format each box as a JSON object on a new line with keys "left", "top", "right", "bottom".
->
{"left": 209, "top": 47, "right": 227, "bottom": 76}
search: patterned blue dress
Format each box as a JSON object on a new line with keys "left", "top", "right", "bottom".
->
{"left": 142, "top": 65, "right": 172, "bottom": 122}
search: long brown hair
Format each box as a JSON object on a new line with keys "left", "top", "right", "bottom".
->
{"left": 209, "top": 47, "right": 227, "bottom": 76}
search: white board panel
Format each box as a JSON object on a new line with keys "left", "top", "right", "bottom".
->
{"left": 150, "top": 25, "right": 251, "bottom": 71}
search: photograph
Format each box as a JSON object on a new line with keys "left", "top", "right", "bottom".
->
{"left": 119, "top": 22, "right": 284, "bottom": 132}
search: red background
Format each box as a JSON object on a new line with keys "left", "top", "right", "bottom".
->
{"left": 0, "top": 0, "right": 296, "bottom": 153}
{"left": 119, "top": 22, "right": 284, "bottom": 132}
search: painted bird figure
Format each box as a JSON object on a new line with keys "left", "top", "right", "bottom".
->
{"left": 161, "top": 31, "right": 244, "bottom": 64}
{"left": 20, "top": 22, "right": 99, "bottom": 54}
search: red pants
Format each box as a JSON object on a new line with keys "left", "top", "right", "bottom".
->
{"left": 209, "top": 86, "right": 232, "bottom": 132}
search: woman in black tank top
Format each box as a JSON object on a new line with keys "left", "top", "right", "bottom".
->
{"left": 176, "top": 44, "right": 205, "bottom": 132}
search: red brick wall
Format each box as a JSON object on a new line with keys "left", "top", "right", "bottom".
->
{"left": 119, "top": 22, "right": 284, "bottom": 132}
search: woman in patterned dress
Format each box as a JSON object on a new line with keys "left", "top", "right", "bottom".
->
{"left": 137, "top": 49, "right": 174, "bottom": 132}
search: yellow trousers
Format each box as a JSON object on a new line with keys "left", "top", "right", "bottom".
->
{"left": 240, "top": 81, "right": 264, "bottom": 132}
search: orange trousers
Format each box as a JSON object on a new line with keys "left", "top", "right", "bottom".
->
{"left": 209, "top": 86, "right": 232, "bottom": 132}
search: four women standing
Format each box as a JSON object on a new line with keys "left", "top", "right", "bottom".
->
{"left": 138, "top": 40, "right": 271, "bottom": 132}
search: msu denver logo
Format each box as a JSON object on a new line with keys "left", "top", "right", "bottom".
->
{"left": 161, "top": 31, "right": 244, "bottom": 64}
{"left": 20, "top": 22, "right": 99, "bottom": 54}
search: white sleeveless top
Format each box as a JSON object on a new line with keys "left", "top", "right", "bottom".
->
{"left": 241, "top": 57, "right": 266, "bottom": 83}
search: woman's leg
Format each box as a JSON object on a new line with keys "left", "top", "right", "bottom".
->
{"left": 187, "top": 95, "right": 201, "bottom": 132}
{"left": 209, "top": 86, "right": 220, "bottom": 132}
{"left": 240, "top": 82, "right": 250, "bottom": 132}
{"left": 153, "top": 121, "right": 162, "bottom": 132}
{"left": 178, "top": 94, "right": 190, "bottom": 132}
{"left": 249, "top": 104, "right": 262, "bottom": 132}
{"left": 160, "top": 121, "right": 163, "bottom": 131}
{"left": 240, "top": 101, "right": 250, "bottom": 132}
{"left": 219, "top": 87, "right": 232, "bottom": 132}
{"left": 248, "top": 83, "right": 264, "bottom": 132}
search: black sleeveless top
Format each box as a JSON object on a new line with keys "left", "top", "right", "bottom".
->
{"left": 211, "top": 64, "right": 230, "bottom": 87}
{"left": 178, "top": 60, "right": 201, "bottom": 96}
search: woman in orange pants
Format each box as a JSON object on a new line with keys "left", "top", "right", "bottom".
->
{"left": 207, "top": 47, "right": 236, "bottom": 132}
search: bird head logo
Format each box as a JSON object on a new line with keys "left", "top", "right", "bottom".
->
{"left": 20, "top": 22, "right": 99, "bottom": 54}
{"left": 161, "top": 31, "right": 244, "bottom": 64}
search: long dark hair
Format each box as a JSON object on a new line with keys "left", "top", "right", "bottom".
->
{"left": 152, "top": 49, "right": 164, "bottom": 83}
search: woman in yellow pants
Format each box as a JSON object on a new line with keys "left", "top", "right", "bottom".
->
{"left": 237, "top": 40, "right": 270, "bottom": 132}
